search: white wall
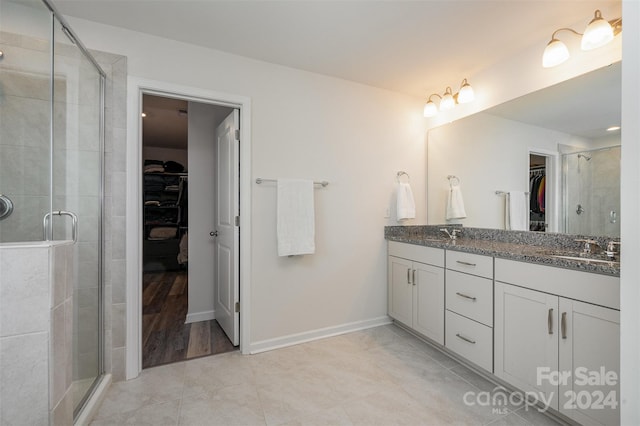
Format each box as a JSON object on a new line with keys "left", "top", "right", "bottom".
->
{"left": 65, "top": 18, "right": 427, "bottom": 348}
{"left": 427, "top": 113, "right": 579, "bottom": 229}
{"left": 186, "top": 102, "right": 220, "bottom": 322}
{"left": 620, "top": 1, "right": 640, "bottom": 424}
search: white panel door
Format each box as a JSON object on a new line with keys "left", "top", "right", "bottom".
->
{"left": 388, "top": 256, "right": 413, "bottom": 327}
{"left": 495, "top": 282, "right": 559, "bottom": 410}
{"left": 214, "top": 110, "right": 240, "bottom": 345}
{"left": 559, "top": 298, "right": 620, "bottom": 426}
{"left": 413, "top": 261, "right": 444, "bottom": 344}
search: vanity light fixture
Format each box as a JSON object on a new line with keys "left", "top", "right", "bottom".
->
{"left": 542, "top": 9, "right": 622, "bottom": 68}
{"left": 423, "top": 78, "right": 475, "bottom": 118}
{"left": 606, "top": 126, "right": 621, "bottom": 132}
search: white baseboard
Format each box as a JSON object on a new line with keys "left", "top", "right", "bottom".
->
{"left": 185, "top": 309, "right": 215, "bottom": 324}
{"left": 75, "top": 373, "right": 112, "bottom": 426}
{"left": 248, "top": 316, "right": 392, "bottom": 354}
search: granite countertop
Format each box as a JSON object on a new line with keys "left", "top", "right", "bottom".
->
{"left": 385, "top": 226, "right": 620, "bottom": 277}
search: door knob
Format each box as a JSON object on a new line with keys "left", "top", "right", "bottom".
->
{"left": 210, "top": 231, "right": 219, "bottom": 237}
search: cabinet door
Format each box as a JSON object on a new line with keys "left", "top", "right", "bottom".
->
{"left": 388, "top": 256, "right": 413, "bottom": 327}
{"left": 413, "top": 261, "right": 444, "bottom": 344}
{"left": 558, "top": 298, "right": 620, "bottom": 426}
{"left": 495, "top": 282, "right": 559, "bottom": 410}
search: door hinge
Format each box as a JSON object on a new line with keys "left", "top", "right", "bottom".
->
{"left": 235, "top": 302, "right": 240, "bottom": 313}
{"left": 235, "top": 129, "right": 240, "bottom": 141}
{"left": 235, "top": 216, "right": 240, "bottom": 226}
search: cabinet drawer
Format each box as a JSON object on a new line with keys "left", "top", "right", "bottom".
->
{"left": 445, "top": 310, "right": 493, "bottom": 372}
{"left": 388, "top": 241, "right": 444, "bottom": 267}
{"left": 446, "top": 251, "right": 493, "bottom": 278}
{"left": 446, "top": 270, "right": 493, "bottom": 326}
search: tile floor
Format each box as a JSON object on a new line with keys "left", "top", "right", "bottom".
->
{"left": 90, "top": 324, "right": 564, "bottom": 426}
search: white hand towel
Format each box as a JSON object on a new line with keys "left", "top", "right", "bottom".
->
{"left": 506, "top": 191, "right": 528, "bottom": 231}
{"left": 446, "top": 184, "right": 467, "bottom": 220}
{"left": 277, "top": 179, "right": 315, "bottom": 256}
{"left": 396, "top": 182, "right": 416, "bottom": 221}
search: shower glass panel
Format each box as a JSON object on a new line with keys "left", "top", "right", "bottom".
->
{"left": 0, "top": 0, "right": 105, "bottom": 419}
{"left": 563, "top": 146, "right": 621, "bottom": 236}
{"left": 0, "top": 0, "right": 53, "bottom": 243}
{"left": 52, "top": 16, "right": 104, "bottom": 414}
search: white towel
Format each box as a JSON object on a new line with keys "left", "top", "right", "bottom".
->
{"left": 446, "top": 184, "right": 467, "bottom": 220}
{"left": 396, "top": 183, "right": 416, "bottom": 221}
{"left": 277, "top": 179, "right": 315, "bottom": 256}
{"left": 506, "top": 191, "right": 528, "bottom": 231}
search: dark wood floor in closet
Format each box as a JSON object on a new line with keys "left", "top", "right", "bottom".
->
{"left": 142, "top": 270, "right": 236, "bottom": 369}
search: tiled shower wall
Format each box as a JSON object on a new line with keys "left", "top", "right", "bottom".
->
{"left": 92, "top": 49, "right": 127, "bottom": 381}
{"left": 565, "top": 146, "right": 621, "bottom": 237}
{"left": 0, "top": 28, "right": 128, "bottom": 382}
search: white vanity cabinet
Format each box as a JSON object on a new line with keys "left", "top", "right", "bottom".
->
{"left": 494, "top": 259, "right": 620, "bottom": 426}
{"left": 444, "top": 252, "right": 494, "bottom": 372}
{"left": 388, "top": 241, "right": 445, "bottom": 344}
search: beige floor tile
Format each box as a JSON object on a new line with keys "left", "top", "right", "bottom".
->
{"left": 91, "top": 324, "right": 564, "bottom": 426}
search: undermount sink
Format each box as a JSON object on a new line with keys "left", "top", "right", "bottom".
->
{"left": 550, "top": 254, "right": 619, "bottom": 266}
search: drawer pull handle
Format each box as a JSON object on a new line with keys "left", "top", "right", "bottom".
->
{"left": 412, "top": 269, "right": 416, "bottom": 286}
{"left": 455, "top": 292, "right": 476, "bottom": 301}
{"left": 561, "top": 312, "right": 567, "bottom": 339}
{"left": 455, "top": 333, "right": 476, "bottom": 344}
{"left": 548, "top": 308, "right": 553, "bottom": 335}
{"left": 407, "top": 268, "right": 411, "bottom": 285}
{"left": 456, "top": 260, "right": 477, "bottom": 267}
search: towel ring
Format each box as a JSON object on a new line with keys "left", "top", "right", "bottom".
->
{"left": 447, "top": 175, "right": 460, "bottom": 186}
{"left": 396, "top": 171, "right": 410, "bottom": 183}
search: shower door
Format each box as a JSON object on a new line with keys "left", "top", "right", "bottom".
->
{"left": 51, "top": 14, "right": 104, "bottom": 416}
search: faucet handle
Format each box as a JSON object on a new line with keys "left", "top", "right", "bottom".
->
{"left": 575, "top": 239, "right": 600, "bottom": 253}
{"left": 604, "top": 241, "right": 620, "bottom": 259}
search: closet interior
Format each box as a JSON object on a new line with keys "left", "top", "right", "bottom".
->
{"left": 529, "top": 154, "right": 546, "bottom": 232}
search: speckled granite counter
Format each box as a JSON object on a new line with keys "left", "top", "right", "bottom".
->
{"left": 385, "top": 226, "right": 620, "bottom": 277}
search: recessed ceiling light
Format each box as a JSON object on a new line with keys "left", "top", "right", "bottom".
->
{"left": 606, "top": 126, "right": 621, "bottom": 132}
{"left": 141, "top": 112, "right": 147, "bottom": 118}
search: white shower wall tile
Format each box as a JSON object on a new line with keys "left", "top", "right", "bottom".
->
{"left": 0, "top": 247, "right": 49, "bottom": 336}
{"left": 0, "top": 332, "right": 49, "bottom": 425}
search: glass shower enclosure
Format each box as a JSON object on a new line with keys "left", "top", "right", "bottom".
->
{"left": 0, "top": 0, "right": 105, "bottom": 418}
{"left": 563, "top": 146, "right": 621, "bottom": 237}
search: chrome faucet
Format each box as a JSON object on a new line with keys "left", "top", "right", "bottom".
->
{"left": 605, "top": 241, "right": 621, "bottom": 260}
{"left": 575, "top": 239, "right": 602, "bottom": 255}
{"left": 440, "top": 228, "right": 462, "bottom": 240}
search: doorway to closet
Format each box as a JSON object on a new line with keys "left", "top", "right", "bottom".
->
{"left": 141, "top": 93, "right": 240, "bottom": 369}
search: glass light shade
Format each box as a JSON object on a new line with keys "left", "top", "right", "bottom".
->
{"left": 581, "top": 12, "right": 614, "bottom": 50}
{"left": 457, "top": 82, "right": 474, "bottom": 104}
{"left": 542, "top": 38, "right": 570, "bottom": 68}
{"left": 423, "top": 101, "right": 438, "bottom": 117}
{"left": 440, "top": 88, "right": 455, "bottom": 111}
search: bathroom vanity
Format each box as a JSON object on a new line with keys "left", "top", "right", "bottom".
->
{"left": 386, "top": 226, "right": 620, "bottom": 426}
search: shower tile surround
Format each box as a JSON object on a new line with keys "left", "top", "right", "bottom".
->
{"left": 385, "top": 225, "right": 620, "bottom": 276}
{"left": 0, "top": 242, "right": 74, "bottom": 425}
{"left": 0, "top": 28, "right": 127, "bottom": 403}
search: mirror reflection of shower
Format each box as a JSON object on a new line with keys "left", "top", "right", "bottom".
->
{"left": 563, "top": 146, "right": 620, "bottom": 236}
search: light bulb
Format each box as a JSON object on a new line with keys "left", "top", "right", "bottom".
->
{"left": 542, "top": 38, "right": 570, "bottom": 68}
{"left": 423, "top": 101, "right": 438, "bottom": 117}
{"left": 581, "top": 10, "right": 614, "bottom": 50}
{"left": 440, "top": 88, "right": 455, "bottom": 111}
{"left": 457, "top": 79, "right": 474, "bottom": 104}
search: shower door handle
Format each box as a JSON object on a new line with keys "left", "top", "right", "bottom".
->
{"left": 43, "top": 210, "right": 79, "bottom": 243}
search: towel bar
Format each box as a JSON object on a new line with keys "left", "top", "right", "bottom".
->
{"left": 255, "top": 178, "right": 329, "bottom": 187}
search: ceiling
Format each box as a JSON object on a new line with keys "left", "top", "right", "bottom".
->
{"left": 55, "top": 0, "right": 620, "bottom": 98}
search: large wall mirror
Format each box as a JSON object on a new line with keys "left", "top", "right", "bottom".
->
{"left": 427, "top": 61, "right": 621, "bottom": 237}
